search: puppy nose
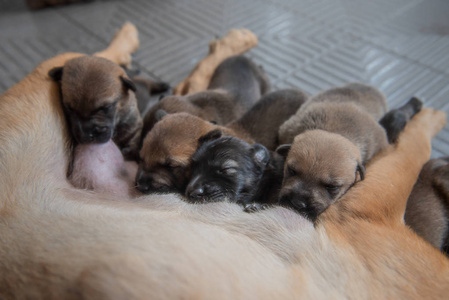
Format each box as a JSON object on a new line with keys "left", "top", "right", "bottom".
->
{"left": 93, "top": 126, "right": 108, "bottom": 134}
{"left": 293, "top": 199, "right": 307, "bottom": 210}
{"left": 189, "top": 188, "right": 204, "bottom": 199}
{"left": 136, "top": 179, "right": 150, "bottom": 194}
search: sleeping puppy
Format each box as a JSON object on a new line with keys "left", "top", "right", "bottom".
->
{"left": 277, "top": 83, "right": 390, "bottom": 220}
{"left": 140, "top": 55, "right": 270, "bottom": 140}
{"left": 136, "top": 89, "right": 306, "bottom": 194}
{"left": 185, "top": 131, "right": 284, "bottom": 212}
{"left": 405, "top": 157, "right": 449, "bottom": 250}
{"left": 49, "top": 55, "right": 144, "bottom": 160}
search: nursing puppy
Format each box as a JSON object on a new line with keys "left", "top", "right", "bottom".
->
{"left": 185, "top": 131, "right": 284, "bottom": 212}
{"left": 49, "top": 55, "right": 145, "bottom": 160}
{"left": 277, "top": 83, "right": 389, "bottom": 220}
{"left": 140, "top": 55, "right": 270, "bottom": 140}
{"left": 137, "top": 89, "right": 306, "bottom": 194}
{"left": 405, "top": 157, "right": 449, "bottom": 250}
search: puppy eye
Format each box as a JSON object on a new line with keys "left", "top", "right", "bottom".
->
{"left": 99, "top": 104, "right": 114, "bottom": 114}
{"left": 287, "top": 166, "right": 296, "bottom": 177}
{"left": 325, "top": 185, "right": 341, "bottom": 195}
{"left": 217, "top": 167, "right": 236, "bottom": 175}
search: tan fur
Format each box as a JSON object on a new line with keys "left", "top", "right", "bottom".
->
{"left": 173, "top": 29, "right": 258, "bottom": 95}
{"left": 1, "top": 27, "right": 449, "bottom": 300}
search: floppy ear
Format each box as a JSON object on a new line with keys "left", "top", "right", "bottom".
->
{"left": 120, "top": 76, "right": 137, "bottom": 92}
{"left": 155, "top": 109, "right": 168, "bottom": 122}
{"left": 48, "top": 67, "right": 64, "bottom": 82}
{"left": 198, "top": 129, "right": 222, "bottom": 146}
{"left": 275, "top": 144, "right": 291, "bottom": 158}
{"left": 357, "top": 163, "right": 365, "bottom": 181}
{"left": 251, "top": 144, "right": 270, "bottom": 168}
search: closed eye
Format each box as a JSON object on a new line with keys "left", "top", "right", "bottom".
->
{"left": 217, "top": 167, "right": 237, "bottom": 175}
{"left": 324, "top": 184, "right": 342, "bottom": 196}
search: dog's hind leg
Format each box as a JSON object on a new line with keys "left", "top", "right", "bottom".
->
{"left": 321, "top": 108, "right": 446, "bottom": 225}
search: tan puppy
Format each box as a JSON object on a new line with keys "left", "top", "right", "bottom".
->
{"left": 136, "top": 89, "right": 307, "bottom": 194}
{"left": 49, "top": 55, "right": 142, "bottom": 160}
{"left": 405, "top": 157, "right": 449, "bottom": 250}
{"left": 277, "top": 83, "right": 390, "bottom": 220}
{"left": 141, "top": 55, "right": 270, "bottom": 139}
{"left": 1, "top": 32, "right": 449, "bottom": 300}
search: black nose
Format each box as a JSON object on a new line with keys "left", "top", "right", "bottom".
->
{"left": 136, "top": 181, "right": 150, "bottom": 194}
{"left": 188, "top": 188, "right": 204, "bottom": 201}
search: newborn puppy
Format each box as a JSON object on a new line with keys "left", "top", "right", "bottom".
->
{"left": 185, "top": 131, "right": 284, "bottom": 212}
{"left": 70, "top": 140, "right": 139, "bottom": 198}
{"left": 380, "top": 97, "right": 423, "bottom": 144}
{"left": 49, "top": 56, "right": 143, "bottom": 159}
{"left": 136, "top": 89, "right": 306, "bottom": 194}
{"left": 405, "top": 157, "right": 449, "bottom": 250}
{"left": 140, "top": 55, "right": 270, "bottom": 140}
{"left": 277, "top": 83, "right": 389, "bottom": 220}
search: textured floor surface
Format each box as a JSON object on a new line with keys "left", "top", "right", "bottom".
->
{"left": 0, "top": 0, "right": 448, "bottom": 157}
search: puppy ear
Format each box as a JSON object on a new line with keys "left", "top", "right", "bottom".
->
{"left": 357, "top": 163, "right": 366, "bottom": 181}
{"left": 251, "top": 144, "right": 270, "bottom": 168}
{"left": 48, "top": 67, "right": 64, "bottom": 82}
{"left": 120, "top": 76, "right": 137, "bottom": 92}
{"left": 275, "top": 144, "right": 291, "bottom": 157}
{"left": 155, "top": 109, "right": 168, "bottom": 122}
{"left": 198, "top": 129, "right": 222, "bottom": 146}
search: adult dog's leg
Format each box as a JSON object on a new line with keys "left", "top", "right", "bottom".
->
{"left": 322, "top": 108, "right": 447, "bottom": 224}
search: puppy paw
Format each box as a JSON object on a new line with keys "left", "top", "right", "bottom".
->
{"left": 243, "top": 203, "right": 269, "bottom": 213}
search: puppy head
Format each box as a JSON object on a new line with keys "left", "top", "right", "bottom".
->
{"left": 136, "top": 113, "right": 218, "bottom": 194}
{"left": 49, "top": 56, "right": 136, "bottom": 144}
{"left": 185, "top": 133, "right": 269, "bottom": 204}
{"left": 277, "top": 130, "right": 364, "bottom": 221}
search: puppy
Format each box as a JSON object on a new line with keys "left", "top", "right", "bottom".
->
{"left": 49, "top": 55, "right": 143, "bottom": 160}
{"left": 137, "top": 89, "right": 306, "bottom": 194}
{"left": 405, "top": 157, "right": 449, "bottom": 250}
{"left": 277, "top": 83, "right": 390, "bottom": 220}
{"left": 140, "top": 55, "right": 270, "bottom": 140}
{"left": 185, "top": 131, "right": 285, "bottom": 212}
{"left": 380, "top": 96, "right": 423, "bottom": 143}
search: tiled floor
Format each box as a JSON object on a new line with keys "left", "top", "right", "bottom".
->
{"left": 1, "top": 0, "right": 448, "bottom": 157}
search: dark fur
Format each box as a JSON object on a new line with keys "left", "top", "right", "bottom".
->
{"left": 128, "top": 74, "right": 170, "bottom": 115}
{"left": 140, "top": 55, "right": 270, "bottom": 141}
{"left": 380, "top": 97, "right": 423, "bottom": 143}
{"left": 227, "top": 89, "right": 308, "bottom": 151}
{"left": 405, "top": 157, "right": 449, "bottom": 250}
{"left": 49, "top": 56, "right": 143, "bottom": 159}
{"left": 185, "top": 133, "right": 279, "bottom": 210}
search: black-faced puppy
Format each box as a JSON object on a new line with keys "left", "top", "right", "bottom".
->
{"left": 49, "top": 55, "right": 142, "bottom": 159}
{"left": 277, "top": 83, "right": 389, "bottom": 220}
{"left": 140, "top": 55, "right": 269, "bottom": 140}
{"left": 380, "top": 96, "right": 423, "bottom": 143}
{"left": 405, "top": 157, "right": 449, "bottom": 250}
{"left": 185, "top": 131, "right": 278, "bottom": 211}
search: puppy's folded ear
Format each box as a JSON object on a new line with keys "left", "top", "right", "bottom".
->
{"left": 198, "top": 129, "right": 223, "bottom": 146}
{"left": 120, "top": 76, "right": 137, "bottom": 92}
{"left": 357, "top": 163, "right": 366, "bottom": 181}
{"left": 155, "top": 109, "right": 168, "bottom": 122}
{"left": 48, "top": 67, "right": 64, "bottom": 82}
{"left": 275, "top": 144, "right": 291, "bottom": 157}
{"left": 251, "top": 144, "right": 270, "bottom": 168}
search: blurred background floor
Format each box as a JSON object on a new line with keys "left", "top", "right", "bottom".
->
{"left": 0, "top": 0, "right": 448, "bottom": 157}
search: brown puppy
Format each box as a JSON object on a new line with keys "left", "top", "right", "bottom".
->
{"left": 136, "top": 89, "right": 306, "bottom": 194}
{"left": 49, "top": 55, "right": 142, "bottom": 160}
{"left": 405, "top": 157, "right": 449, "bottom": 250}
{"left": 277, "top": 83, "right": 389, "bottom": 220}
{"left": 140, "top": 55, "right": 270, "bottom": 140}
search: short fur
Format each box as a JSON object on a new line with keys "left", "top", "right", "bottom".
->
{"left": 49, "top": 55, "right": 143, "bottom": 159}
{"left": 1, "top": 40, "right": 449, "bottom": 300}
{"left": 186, "top": 134, "right": 284, "bottom": 212}
{"left": 137, "top": 89, "right": 306, "bottom": 194}
{"left": 141, "top": 55, "right": 270, "bottom": 140}
{"left": 405, "top": 157, "right": 449, "bottom": 250}
{"left": 277, "top": 83, "right": 389, "bottom": 220}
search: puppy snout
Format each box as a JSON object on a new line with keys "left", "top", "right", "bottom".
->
{"left": 187, "top": 187, "right": 205, "bottom": 201}
{"left": 93, "top": 125, "right": 109, "bottom": 134}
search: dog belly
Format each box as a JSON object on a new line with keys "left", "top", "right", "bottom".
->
{"left": 69, "top": 140, "right": 137, "bottom": 197}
